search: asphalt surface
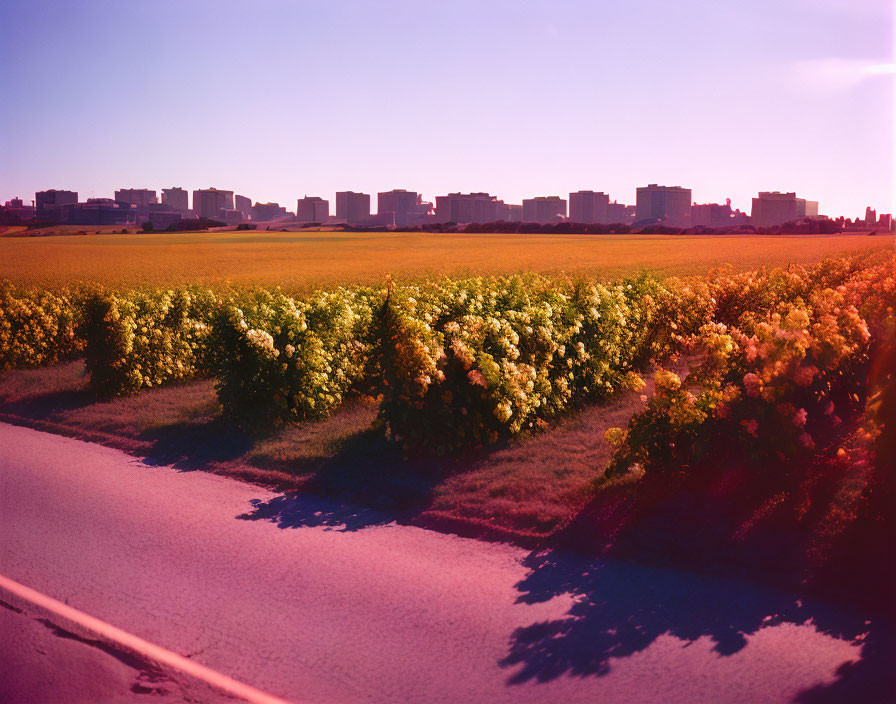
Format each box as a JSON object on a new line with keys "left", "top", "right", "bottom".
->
{"left": 0, "top": 422, "right": 886, "bottom": 703}
{"left": 0, "top": 598, "right": 235, "bottom": 704}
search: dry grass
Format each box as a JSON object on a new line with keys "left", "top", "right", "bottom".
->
{"left": 1, "top": 229, "right": 892, "bottom": 290}
{"left": 0, "top": 361, "right": 656, "bottom": 540}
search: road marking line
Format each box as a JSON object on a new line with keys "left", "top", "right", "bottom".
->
{"left": 0, "top": 573, "right": 296, "bottom": 704}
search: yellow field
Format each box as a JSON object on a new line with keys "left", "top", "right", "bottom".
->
{"left": 1, "top": 230, "right": 893, "bottom": 289}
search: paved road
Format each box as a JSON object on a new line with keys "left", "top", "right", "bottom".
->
{"left": 0, "top": 423, "right": 887, "bottom": 703}
{"left": 0, "top": 599, "right": 236, "bottom": 704}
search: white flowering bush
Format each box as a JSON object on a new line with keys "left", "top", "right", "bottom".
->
{"left": 0, "top": 282, "right": 84, "bottom": 371}
{"left": 210, "top": 287, "right": 373, "bottom": 431}
{"left": 83, "top": 287, "right": 219, "bottom": 397}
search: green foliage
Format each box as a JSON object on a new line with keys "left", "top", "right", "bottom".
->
{"left": 371, "top": 273, "right": 712, "bottom": 453}
{"left": 210, "top": 288, "right": 373, "bottom": 432}
{"left": 606, "top": 255, "right": 896, "bottom": 478}
{"left": 0, "top": 282, "right": 84, "bottom": 371}
{"left": 83, "top": 287, "right": 219, "bottom": 397}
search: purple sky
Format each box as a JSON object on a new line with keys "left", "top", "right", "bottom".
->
{"left": 1, "top": 0, "right": 892, "bottom": 217}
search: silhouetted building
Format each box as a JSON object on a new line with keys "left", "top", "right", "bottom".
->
{"left": 161, "top": 187, "right": 189, "bottom": 212}
{"left": 252, "top": 202, "right": 288, "bottom": 221}
{"left": 234, "top": 195, "right": 252, "bottom": 220}
{"left": 335, "top": 191, "right": 371, "bottom": 225}
{"left": 691, "top": 199, "right": 749, "bottom": 228}
{"left": 522, "top": 196, "right": 567, "bottom": 223}
{"left": 494, "top": 202, "right": 523, "bottom": 222}
{"left": 192, "top": 188, "right": 234, "bottom": 220}
{"left": 0, "top": 197, "right": 35, "bottom": 224}
{"left": 377, "top": 189, "right": 432, "bottom": 227}
{"left": 35, "top": 189, "right": 78, "bottom": 221}
{"left": 569, "top": 191, "right": 610, "bottom": 224}
{"left": 604, "top": 201, "right": 635, "bottom": 224}
{"left": 434, "top": 192, "right": 510, "bottom": 223}
{"left": 62, "top": 199, "right": 137, "bottom": 226}
{"left": 222, "top": 210, "right": 242, "bottom": 226}
{"left": 797, "top": 199, "right": 819, "bottom": 218}
{"left": 145, "top": 203, "right": 186, "bottom": 229}
{"left": 297, "top": 196, "right": 329, "bottom": 222}
{"left": 114, "top": 189, "right": 157, "bottom": 207}
{"left": 635, "top": 184, "right": 692, "bottom": 226}
{"left": 865, "top": 207, "right": 877, "bottom": 225}
{"left": 751, "top": 192, "right": 802, "bottom": 227}
{"left": 879, "top": 214, "right": 893, "bottom": 231}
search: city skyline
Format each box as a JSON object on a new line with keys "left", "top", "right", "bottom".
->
{"left": 4, "top": 180, "right": 873, "bottom": 218}
{"left": 14, "top": 182, "right": 891, "bottom": 232}
{"left": 1, "top": 0, "right": 893, "bottom": 217}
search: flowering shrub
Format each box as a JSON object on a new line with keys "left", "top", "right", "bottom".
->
{"left": 0, "top": 282, "right": 84, "bottom": 371}
{"left": 4, "top": 252, "right": 892, "bottom": 463}
{"left": 83, "top": 287, "right": 219, "bottom": 397}
{"left": 210, "top": 288, "right": 373, "bottom": 431}
{"left": 372, "top": 273, "right": 709, "bottom": 453}
{"left": 606, "top": 254, "right": 896, "bottom": 477}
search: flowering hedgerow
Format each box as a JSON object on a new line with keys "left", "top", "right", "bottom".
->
{"left": 0, "top": 282, "right": 85, "bottom": 371}
{"left": 372, "top": 273, "right": 712, "bottom": 453}
{"left": 83, "top": 287, "right": 219, "bottom": 397}
{"left": 210, "top": 287, "right": 374, "bottom": 431}
{"left": 3, "top": 251, "right": 893, "bottom": 463}
{"left": 606, "top": 253, "right": 896, "bottom": 477}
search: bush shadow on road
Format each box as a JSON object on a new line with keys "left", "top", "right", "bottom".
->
{"left": 498, "top": 451, "right": 896, "bottom": 702}
{"left": 500, "top": 549, "right": 894, "bottom": 701}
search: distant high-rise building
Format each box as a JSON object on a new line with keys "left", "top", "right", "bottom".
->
{"left": 377, "top": 189, "right": 431, "bottom": 227}
{"left": 865, "top": 207, "right": 877, "bottom": 225}
{"left": 161, "top": 187, "right": 189, "bottom": 212}
{"left": 691, "top": 199, "right": 749, "bottom": 228}
{"left": 878, "top": 214, "right": 893, "bottom": 231}
{"left": 192, "top": 188, "right": 234, "bottom": 220}
{"left": 64, "top": 199, "right": 137, "bottom": 226}
{"left": 335, "top": 191, "right": 371, "bottom": 225}
{"left": 569, "top": 191, "right": 610, "bottom": 224}
{"left": 751, "top": 192, "right": 803, "bottom": 227}
{"left": 604, "top": 201, "right": 635, "bottom": 224}
{"left": 114, "top": 188, "right": 157, "bottom": 207}
{"left": 522, "top": 196, "right": 567, "bottom": 224}
{"left": 234, "top": 195, "right": 252, "bottom": 220}
{"left": 35, "top": 189, "right": 78, "bottom": 217}
{"left": 297, "top": 196, "right": 329, "bottom": 222}
{"left": 434, "top": 192, "right": 508, "bottom": 223}
{"left": 494, "top": 202, "right": 523, "bottom": 222}
{"left": 635, "top": 184, "right": 692, "bottom": 226}
{"left": 797, "top": 199, "right": 819, "bottom": 218}
{"left": 0, "top": 197, "right": 36, "bottom": 224}
{"left": 251, "top": 202, "right": 288, "bottom": 221}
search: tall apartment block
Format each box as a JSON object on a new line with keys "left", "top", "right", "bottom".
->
{"left": 114, "top": 189, "right": 157, "bottom": 207}
{"left": 234, "top": 194, "right": 253, "bottom": 220}
{"left": 569, "top": 191, "right": 610, "bottom": 224}
{"left": 751, "top": 192, "right": 804, "bottom": 228}
{"left": 691, "top": 199, "right": 749, "bottom": 228}
{"left": 297, "top": 196, "right": 329, "bottom": 222}
{"left": 522, "top": 196, "right": 567, "bottom": 224}
{"left": 377, "top": 189, "right": 432, "bottom": 227}
{"left": 434, "top": 192, "right": 509, "bottom": 224}
{"left": 161, "top": 187, "right": 189, "bottom": 212}
{"left": 35, "top": 189, "right": 78, "bottom": 218}
{"left": 335, "top": 191, "right": 371, "bottom": 224}
{"left": 798, "top": 199, "right": 819, "bottom": 218}
{"left": 192, "top": 188, "right": 234, "bottom": 220}
{"left": 635, "top": 184, "right": 692, "bottom": 226}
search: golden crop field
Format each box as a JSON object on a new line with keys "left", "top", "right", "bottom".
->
{"left": 1, "top": 229, "right": 893, "bottom": 289}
